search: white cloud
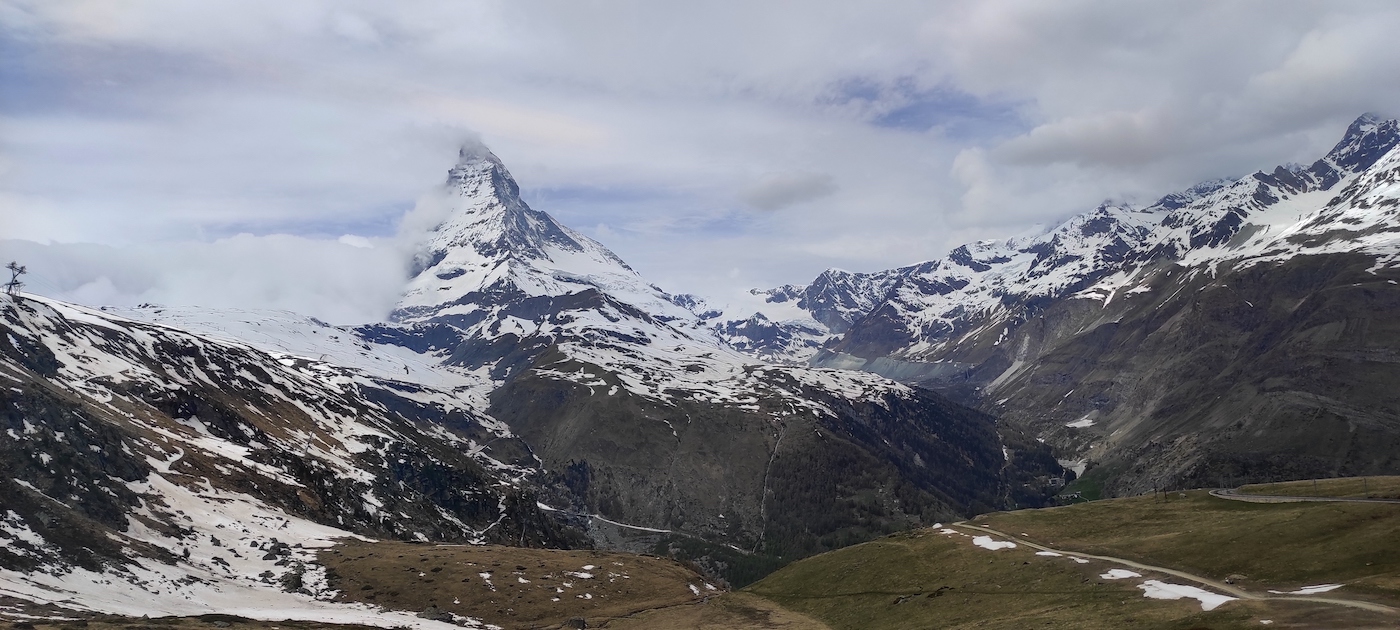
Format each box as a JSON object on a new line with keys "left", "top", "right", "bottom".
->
{"left": 3, "top": 0, "right": 1400, "bottom": 309}
{"left": 337, "top": 234, "right": 373, "bottom": 248}
{"left": 0, "top": 235, "right": 411, "bottom": 324}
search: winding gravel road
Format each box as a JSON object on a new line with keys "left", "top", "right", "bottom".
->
{"left": 950, "top": 521, "right": 1397, "bottom": 615}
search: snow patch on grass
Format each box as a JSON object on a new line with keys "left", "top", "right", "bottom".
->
{"left": 1100, "top": 569, "right": 1141, "bottom": 580}
{"left": 1138, "top": 580, "right": 1236, "bottom": 611}
{"left": 1268, "top": 584, "right": 1342, "bottom": 595}
{"left": 971, "top": 536, "right": 1016, "bottom": 551}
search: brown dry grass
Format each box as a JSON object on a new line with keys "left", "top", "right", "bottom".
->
{"left": 600, "top": 592, "right": 830, "bottom": 629}
{"left": 318, "top": 540, "right": 712, "bottom": 629}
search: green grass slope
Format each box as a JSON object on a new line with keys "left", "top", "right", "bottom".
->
{"left": 741, "top": 488, "right": 1399, "bottom": 629}
{"left": 980, "top": 490, "right": 1400, "bottom": 601}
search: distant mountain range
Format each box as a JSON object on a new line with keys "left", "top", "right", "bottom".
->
{"left": 714, "top": 113, "right": 1400, "bottom": 496}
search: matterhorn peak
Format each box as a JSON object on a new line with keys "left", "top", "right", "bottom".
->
{"left": 391, "top": 140, "right": 659, "bottom": 326}
{"left": 444, "top": 138, "right": 519, "bottom": 197}
{"left": 455, "top": 137, "right": 500, "bottom": 165}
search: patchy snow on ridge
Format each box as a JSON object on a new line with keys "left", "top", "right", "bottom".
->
{"left": 109, "top": 305, "right": 480, "bottom": 391}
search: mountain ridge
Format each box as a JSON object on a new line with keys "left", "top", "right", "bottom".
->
{"left": 715, "top": 113, "right": 1400, "bottom": 496}
{"left": 715, "top": 113, "right": 1400, "bottom": 366}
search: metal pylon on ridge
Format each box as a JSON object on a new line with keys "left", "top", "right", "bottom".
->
{"left": 4, "top": 261, "right": 25, "bottom": 297}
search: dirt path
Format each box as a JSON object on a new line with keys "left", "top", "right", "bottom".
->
{"left": 1209, "top": 488, "right": 1400, "bottom": 504}
{"left": 950, "top": 522, "right": 1398, "bottom": 615}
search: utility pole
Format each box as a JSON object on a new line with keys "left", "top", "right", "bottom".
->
{"left": 3, "top": 262, "right": 24, "bottom": 297}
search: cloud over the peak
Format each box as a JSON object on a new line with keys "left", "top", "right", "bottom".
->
{"left": 3, "top": 0, "right": 1400, "bottom": 307}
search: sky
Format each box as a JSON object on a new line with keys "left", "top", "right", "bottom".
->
{"left": 4, "top": 1, "right": 1400, "bottom": 323}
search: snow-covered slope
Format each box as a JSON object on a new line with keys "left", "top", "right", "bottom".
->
{"left": 703, "top": 269, "right": 902, "bottom": 364}
{"left": 0, "top": 294, "right": 578, "bottom": 626}
{"left": 108, "top": 304, "right": 495, "bottom": 412}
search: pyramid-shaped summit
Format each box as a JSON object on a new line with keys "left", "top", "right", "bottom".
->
{"left": 391, "top": 141, "right": 653, "bottom": 326}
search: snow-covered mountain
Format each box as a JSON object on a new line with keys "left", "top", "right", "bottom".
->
{"left": 380, "top": 140, "right": 978, "bottom": 418}
{"left": 373, "top": 141, "right": 1062, "bottom": 574}
{"left": 386, "top": 143, "right": 816, "bottom": 405}
{"left": 0, "top": 295, "right": 576, "bottom": 627}
{"left": 719, "top": 113, "right": 1400, "bottom": 496}
{"left": 392, "top": 142, "right": 693, "bottom": 332}
{"left": 0, "top": 138, "right": 1064, "bottom": 625}
{"left": 704, "top": 269, "right": 902, "bottom": 363}
{"left": 720, "top": 114, "right": 1400, "bottom": 369}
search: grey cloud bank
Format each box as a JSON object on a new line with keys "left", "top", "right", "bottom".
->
{"left": 742, "top": 173, "right": 838, "bottom": 211}
{"left": 3, "top": 1, "right": 1400, "bottom": 320}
